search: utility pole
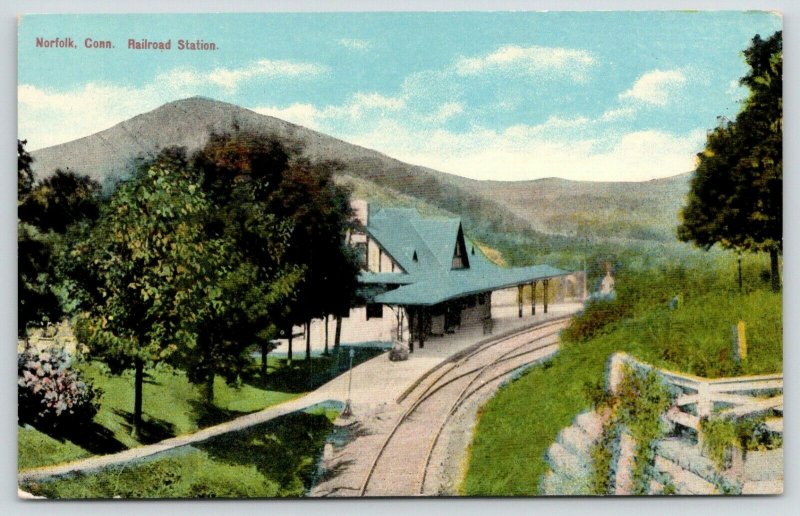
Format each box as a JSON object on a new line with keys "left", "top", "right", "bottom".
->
{"left": 341, "top": 347, "right": 355, "bottom": 418}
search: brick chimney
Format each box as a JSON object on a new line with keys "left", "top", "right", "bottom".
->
{"left": 351, "top": 199, "right": 369, "bottom": 228}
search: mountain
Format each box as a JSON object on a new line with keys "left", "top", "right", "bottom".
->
{"left": 441, "top": 174, "right": 693, "bottom": 242}
{"left": 28, "top": 97, "right": 691, "bottom": 257}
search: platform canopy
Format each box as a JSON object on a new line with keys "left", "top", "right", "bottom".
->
{"left": 358, "top": 207, "right": 568, "bottom": 307}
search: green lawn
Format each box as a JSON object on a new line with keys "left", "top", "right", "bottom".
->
{"left": 462, "top": 255, "right": 782, "bottom": 496}
{"left": 20, "top": 406, "right": 339, "bottom": 499}
{"left": 19, "top": 345, "right": 385, "bottom": 471}
{"left": 19, "top": 358, "right": 299, "bottom": 470}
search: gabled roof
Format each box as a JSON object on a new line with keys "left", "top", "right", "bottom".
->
{"left": 359, "top": 205, "right": 569, "bottom": 306}
{"left": 366, "top": 207, "right": 460, "bottom": 275}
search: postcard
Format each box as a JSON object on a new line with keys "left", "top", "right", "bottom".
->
{"left": 17, "top": 11, "right": 783, "bottom": 498}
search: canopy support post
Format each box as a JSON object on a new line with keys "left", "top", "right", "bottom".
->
{"left": 418, "top": 307, "right": 426, "bottom": 349}
{"left": 543, "top": 279, "right": 550, "bottom": 314}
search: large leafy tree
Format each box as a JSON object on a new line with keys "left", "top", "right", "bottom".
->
{"left": 190, "top": 132, "right": 359, "bottom": 374}
{"left": 20, "top": 169, "right": 102, "bottom": 233}
{"left": 678, "top": 31, "right": 782, "bottom": 291}
{"left": 72, "top": 162, "right": 216, "bottom": 437}
{"left": 18, "top": 141, "right": 101, "bottom": 336}
{"left": 272, "top": 159, "right": 361, "bottom": 360}
{"left": 180, "top": 134, "right": 306, "bottom": 402}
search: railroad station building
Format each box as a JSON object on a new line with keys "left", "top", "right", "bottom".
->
{"left": 335, "top": 200, "right": 577, "bottom": 352}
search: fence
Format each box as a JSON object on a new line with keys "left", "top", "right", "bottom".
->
{"left": 607, "top": 352, "right": 783, "bottom": 435}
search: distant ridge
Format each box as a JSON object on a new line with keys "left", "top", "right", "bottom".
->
{"left": 28, "top": 96, "right": 691, "bottom": 244}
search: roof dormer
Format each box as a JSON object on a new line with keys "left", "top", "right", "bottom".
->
{"left": 452, "top": 225, "right": 470, "bottom": 270}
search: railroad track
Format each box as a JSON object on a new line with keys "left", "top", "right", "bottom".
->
{"left": 358, "top": 316, "right": 570, "bottom": 496}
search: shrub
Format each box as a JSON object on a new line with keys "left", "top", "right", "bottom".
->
{"left": 18, "top": 346, "right": 101, "bottom": 430}
{"left": 562, "top": 297, "right": 631, "bottom": 343}
{"left": 700, "top": 415, "right": 783, "bottom": 470}
{"left": 589, "top": 366, "right": 674, "bottom": 494}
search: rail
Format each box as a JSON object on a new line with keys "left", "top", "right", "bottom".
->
{"left": 359, "top": 317, "right": 570, "bottom": 496}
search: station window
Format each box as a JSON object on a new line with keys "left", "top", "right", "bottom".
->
{"left": 354, "top": 242, "right": 367, "bottom": 270}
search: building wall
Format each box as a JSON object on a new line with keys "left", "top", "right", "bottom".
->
{"left": 379, "top": 248, "right": 396, "bottom": 273}
{"left": 367, "top": 238, "right": 380, "bottom": 272}
{"left": 365, "top": 236, "right": 401, "bottom": 273}
{"left": 274, "top": 304, "right": 410, "bottom": 353}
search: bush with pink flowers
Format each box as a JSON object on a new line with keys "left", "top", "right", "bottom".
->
{"left": 18, "top": 346, "right": 100, "bottom": 430}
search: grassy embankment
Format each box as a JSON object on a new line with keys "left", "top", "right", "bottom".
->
{"left": 462, "top": 252, "right": 782, "bottom": 496}
{"left": 19, "top": 345, "right": 383, "bottom": 471}
{"left": 20, "top": 406, "right": 340, "bottom": 498}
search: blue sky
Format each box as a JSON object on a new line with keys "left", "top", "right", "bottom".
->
{"left": 18, "top": 12, "right": 781, "bottom": 181}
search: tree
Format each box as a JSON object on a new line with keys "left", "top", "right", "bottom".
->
{"left": 268, "top": 159, "right": 361, "bottom": 363}
{"left": 20, "top": 169, "right": 102, "bottom": 233}
{"left": 72, "top": 162, "right": 214, "bottom": 437}
{"left": 18, "top": 142, "right": 101, "bottom": 336}
{"left": 18, "top": 140, "right": 34, "bottom": 199}
{"left": 183, "top": 133, "right": 305, "bottom": 401}
{"left": 678, "top": 31, "right": 782, "bottom": 291}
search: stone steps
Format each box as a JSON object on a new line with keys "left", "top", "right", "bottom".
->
{"left": 656, "top": 438, "right": 720, "bottom": 485}
{"left": 545, "top": 441, "right": 591, "bottom": 480}
{"left": 653, "top": 455, "right": 718, "bottom": 495}
{"left": 540, "top": 411, "right": 602, "bottom": 495}
{"left": 557, "top": 425, "right": 593, "bottom": 462}
{"left": 574, "top": 411, "right": 604, "bottom": 440}
{"left": 542, "top": 410, "right": 784, "bottom": 496}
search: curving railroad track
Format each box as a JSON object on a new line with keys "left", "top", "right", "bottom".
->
{"left": 358, "top": 316, "right": 571, "bottom": 496}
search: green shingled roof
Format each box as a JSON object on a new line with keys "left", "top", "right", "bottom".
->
{"left": 359, "top": 206, "right": 569, "bottom": 306}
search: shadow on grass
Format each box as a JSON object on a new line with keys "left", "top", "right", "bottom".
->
{"left": 188, "top": 401, "right": 252, "bottom": 429}
{"left": 112, "top": 409, "right": 177, "bottom": 444}
{"left": 195, "top": 411, "right": 335, "bottom": 493}
{"left": 244, "top": 346, "right": 386, "bottom": 394}
{"left": 23, "top": 420, "right": 128, "bottom": 457}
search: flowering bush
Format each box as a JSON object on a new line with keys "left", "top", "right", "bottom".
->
{"left": 18, "top": 346, "right": 101, "bottom": 429}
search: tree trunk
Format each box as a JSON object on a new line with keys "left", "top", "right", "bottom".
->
{"left": 305, "top": 320, "right": 312, "bottom": 361}
{"left": 288, "top": 332, "right": 293, "bottom": 365}
{"left": 334, "top": 316, "right": 342, "bottom": 350}
{"left": 324, "top": 314, "right": 329, "bottom": 356}
{"left": 204, "top": 371, "right": 215, "bottom": 405}
{"left": 132, "top": 358, "right": 144, "bottom": 439}
{"left": 260, "top": 342, "right": 268, "bottom": 378}
{"left": 770, "top": 247, "right": 781, "bottom": 292}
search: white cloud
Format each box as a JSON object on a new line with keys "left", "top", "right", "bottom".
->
{"left": 253, "top": 82, "right": 705, "bottom": 182}
{"left": 726, "top": 79, "right": 748, "bottom": 102}
{"left": 337, "top": 38, "right": 370, "bottom": 50}
{"left": 455, "top": 45, "right": 595, "bottom": 80}
{"left": 315, "top": 113, "right": 704, "bottom": 181}
{"left": 345, "top": 92, "right": 405, "bottom": 113}
{"left": 253, "top": 91, "right": 405, "bottom": 130}
{"left": 165, "top": 59, "right": 328, "bottom": 92}
{"left": 18, "top": 58, "right": 329, "bottom": 149}
{"left": 19, "top": 82, "right": 165, "bottom": 150}
{"left": 426, "top": 102, "right": 464, "bottom": 123}
{"left": 619, "top": 69, "right": 687, "bottom": 106}
{"left": 253, "top": 103, "right": 322, "bottom": 130}
{"left": 600, "top": 106, "right": 636, "bottom": 122}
